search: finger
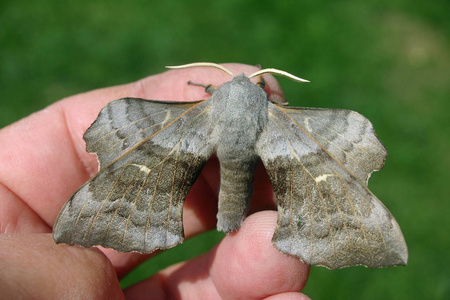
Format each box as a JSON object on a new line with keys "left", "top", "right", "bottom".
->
{"left": 124, "top": 211, "right": 310, "bottom": 300}
{"left": 0, "top": 233, "right": 124, "bottom": 299}
{"left": 210, "top": 211, "right": 310, "bottom": 299}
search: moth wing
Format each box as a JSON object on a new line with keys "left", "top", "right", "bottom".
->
{"left": 256, "top": 102, "right": 408, "bottom": 269}
{"left": 53, "top": 98, "right": 213, "bottom": 253}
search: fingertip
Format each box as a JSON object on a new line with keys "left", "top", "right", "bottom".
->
{"left": 264, "top": 292, "right": 311, "bottom": 300}
{"left": 210, "top": 211, "right": 310, "bottom": 299}
{"left": 0, "top": 234, "right": 123, "bottom": 299}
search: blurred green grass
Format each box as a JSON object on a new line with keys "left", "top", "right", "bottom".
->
{"left": 1, "top": 0, "right": 449, "bottom": 298}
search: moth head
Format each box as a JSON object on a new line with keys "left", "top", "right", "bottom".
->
{"left": 166, "top": 62, "right": 310, "bottom": 83}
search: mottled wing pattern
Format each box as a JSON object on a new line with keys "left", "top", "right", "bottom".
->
{"left": 256, "top": 103, "right": 408, "bottom": 269}
{"left": 53, "top": 98, "right": 213, "bottom": 253}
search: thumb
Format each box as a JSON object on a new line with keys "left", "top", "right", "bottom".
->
{"left": 0, "top": 233, "right": 124, "bottom": 299}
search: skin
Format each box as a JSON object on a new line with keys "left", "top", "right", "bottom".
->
{"left": 0, "top": 64, "right": 310, "bottom": 299}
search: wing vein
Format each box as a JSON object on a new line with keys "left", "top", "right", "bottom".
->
{"left": 89, "top": 109, "right": 170, "bottom": 147}
{"left": 106, "top": 167, "right": 141, "bottom": 238}
{"left": 307, "top": 115, "right": 381, "bottom": 163}
{"left": 272, "top": 104, "right": 369, "bottom": 185}
{"left": 144, "top": 160, "right": 165, "bottom": 248}
{"left": 285, "top": 138, "right": 337, "bottom": 264}
{"left": 80, "top": 166, "right": 128, "bottom": 240}
{"left": 336, "top": 175, "right": 373, "bottom": 258}
{"left": 289, "top": 158, "right": 294, "bottom": 252}
{"left": 122, "top": 164, "right": 153, "bottom": 244}
{"left": 303, "top": 166, "right": 314, "bottom": 263}
{"left": 99, "top": 100, "right": 207, "bottom": 170}
{"left": 166, "top": 143, "right": 181, "bottom": 245}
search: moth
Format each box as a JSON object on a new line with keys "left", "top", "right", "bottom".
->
{"left": 53, "top": 62, "right": 408, "bottom": 269}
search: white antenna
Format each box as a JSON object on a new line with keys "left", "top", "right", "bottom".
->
{"left": 167, "top": 63, "right": 309, "bottom": 83}
{"left": 249, "top": 68, "right": 309, "bottom": 83}
{"left": 166, "top": 62, "right": 235, "bottom": 77}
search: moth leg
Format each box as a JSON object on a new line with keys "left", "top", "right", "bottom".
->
{"left": 252, "top": 63, "right": 265, "bottom": 88}
{"left": 256, "top": 75, "right": 265, "bottom": 88}
{"left": 187, "top": 81, "right": 218, "bottom": 95}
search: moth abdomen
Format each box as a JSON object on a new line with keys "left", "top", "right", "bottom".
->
{"left": 216, "top": 155, "right": 258, "bottom": 233}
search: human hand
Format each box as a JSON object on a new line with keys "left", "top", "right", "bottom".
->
{"left": 0, "top": 64, "right": 310, "bottom": 299}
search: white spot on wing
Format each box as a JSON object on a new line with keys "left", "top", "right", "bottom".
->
{"left": 304, "top": 118, "right": 312, "bottom": 132}
{"left": 162, "top": 110, "right": 172, "bottom": 125}
{"left": 314, "top": 174, "right": 335, "bottom": 183}
{"left": 130, "top": 164, "right": 151, "bottom": 174}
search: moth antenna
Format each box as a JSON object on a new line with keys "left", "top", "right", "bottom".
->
{"left": 248, "top": 68, "right": 310, "bottom": 83}
{"left": 166, "top": 62, "right": 235, "bottom": 77}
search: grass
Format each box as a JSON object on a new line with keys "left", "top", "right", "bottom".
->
{"left": 1, "top": 0, "right": 449, "bottom": 298}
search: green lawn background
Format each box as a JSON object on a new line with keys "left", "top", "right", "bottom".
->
{"left": 1, "top": 1, "right": 449, "bottom": 299}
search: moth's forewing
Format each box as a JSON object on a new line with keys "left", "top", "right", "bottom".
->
{"left": 53, "top": 98, "right": 214, "bottom": 253}
{"left": 256, "top": 103, "right": 408, "bottom": 269}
